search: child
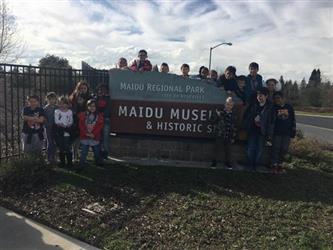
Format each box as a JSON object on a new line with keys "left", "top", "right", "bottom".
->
{"left": 78, "top": 99, "right": 104, "bottom": 168}
{"left": 54, "top": 96, "right": 74, "bottom": 167}
{"left": 160, "top": 62, "right": 169, "bottom": 73}
{"left": 130, "top": 49, "right": 152, "bottom": 72}
{"left": 69, "top": 80, "right": 91, "bottom": 162}
{"left": 243, "top": 87, "right": 272, "bottom": 171}
{"left": 43, "top": 92, "right": 58, "bottom": 164}
{"left": 244, "top": 62, "right": 263, "bottom": 104}
{"left": 211, "top": 97, "right": 237, "bottom": 169}
{"left": 208, "top": 69, "right": 220, "bottom": 87}
{"left": 180, "top": 64, "right": 190, "bottom": 77}
{"left": 96, "top": 84, "right": 111, "bottom": 159}
{"left": 220, "top": 66, "right": 237, "bottom": 94}
{"left": 21, "top": 95, "right": 45, "bottom": 154}
{"left": 235, "top": 75, "right": 246, "bottom": 104}
{"left": 265, "top": 78, "right": 278, "bottom": 102}
{"left": 200, "top": 66, "right": 209, "bottom": 79}
{"left": 69, "top": 80, "right": 91, "bottom": 114}
{"left": 271, "top": 91, "right": 296, "bottom": 173}
{"left": 117, "top": 57, "right": 129, "bottom": 70}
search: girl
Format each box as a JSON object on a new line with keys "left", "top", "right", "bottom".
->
{"left": 95, "top": 84, "right": 111, "bottom": 159}
{"left": 54, "top": 96, "right": 74, "bottom": 167}
{"left": 78, "top": 99, "right": 104, "bottom": 168}
{"left": 69, "top": 80, "right": 91, "bottom": 162}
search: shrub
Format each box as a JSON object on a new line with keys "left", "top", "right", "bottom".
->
{"left": 289, "top": 138, "right": 333, "bottom": 172}
{"left": 0, "top": 155, "right": 51, "bottom": 193}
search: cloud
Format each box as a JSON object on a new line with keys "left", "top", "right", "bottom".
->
{"left": 8, "top": 0, "right": 333, "bottom": 82}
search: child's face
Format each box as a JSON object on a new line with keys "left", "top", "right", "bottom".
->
{"left": 257, "top": 93, "right": 267, "bottom": 104}
{"left": 225, "top": 101, "right": 234, "bottom": 111}
{"left": 225, "top": 70, "right": 234, "bottom": 79}
{"left": 161, "top": 65, "right": 169, "bottom": 73}
{"left": 267, "top": 81, "right": 276, "bottom": 92}
{"left": 88, "top": 103, "right": 96, "bottom": 112}
{"left": 118, "top": 58, "right": 127, "bottom": 68}
{"left": 98, "top": 87, "right": 108, "bottom": 96}
{"left": 249, "top": 67, "right": 258, "bottom": 77}
{"left": 237, "top": 80, "right": 246, "bottom": 90}
{"left": 48, "top": 97, "right": 57, "bottom": 105}
{"left": 79, "top": 85, "right": 88, "bottom": 94}
{"left": 209, "top": 71, "right": 218, "bottom": 80}
{"left": 138, "top": 52, "right": 147, "bottom": 61}
{"left": 59, "top": 101, "right": 69, "bottom": 110}
{"left": 201, "top": 68, "right": 209, "bottom": 79}
{"left": 274, "top": 95, "right": 283, "bottom": 106}
{"left": 182, "top": 67, "right": 189, "bottom": 76}
{"left": 28, "top": 98, "right": 39, "bottom": 109}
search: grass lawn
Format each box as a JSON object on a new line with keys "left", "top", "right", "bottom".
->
{"left": 1, "top": 157, "right": 333, "bottom": 249}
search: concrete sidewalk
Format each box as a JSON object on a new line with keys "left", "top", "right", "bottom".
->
{"left": 0, "top": 206, "right": 100, "bottom": 250}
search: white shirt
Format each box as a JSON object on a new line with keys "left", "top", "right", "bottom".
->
{"left": 54, "top": 109, "right": 73, "bottom": 127}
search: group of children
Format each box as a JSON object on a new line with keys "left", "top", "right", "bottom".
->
{"left": 21, "top": 49, "right": 296, "bottom": 173}
{"left": 210, "top": 63, "right": 296, "bottom": 173}
{"left": 22, "top": 81, "right": 111, "bottom": 170}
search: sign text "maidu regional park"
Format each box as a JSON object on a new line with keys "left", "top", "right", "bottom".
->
{"left": 109, "top": 69, "right": 233, "bottom": 138}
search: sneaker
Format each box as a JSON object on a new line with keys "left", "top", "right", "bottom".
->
{"left": 272, "top": 164, "right": 279, "bottom": 174}
{"left": 225, "top": 162, "right": 233, "bottom": 170}
{"left": 211, "top": 160, "right": 217, "bottom": 167}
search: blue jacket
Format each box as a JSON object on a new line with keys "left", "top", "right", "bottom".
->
{"left": 244, "top": 74, "right": 263, "bottom": 104}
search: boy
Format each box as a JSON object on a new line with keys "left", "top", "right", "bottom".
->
{"left": 211, "top": 97, "right": 237, "bottom": 169}
{"left": 43, "top": 92, "right": 58, "bottom": 164}
{"left": 208, "top": 69, "right": 220, "bottom": 87}
{"left": 96, "top": 83, "right": 112, "bottom": 159}
{"left": 130, "top": 49, "right": 152, "bottom": 72}
{"left": 54, "top": 96, "right": 74, "bottom": 168}
{"left": 160, "top": 63, "right": 169, "bottom": 73}
{"left": 244, "top": 62, "right": 263, "bottom": 104}
{"left": 220, "top": 66, "right": 237, "bottom": 93}
{"left": 265, "top": 78, "right": 278, "bottom": 102}
{"left": 271, "top": 91, "right": 296, "bottom": 173}
{"left": 235, "top": 75, "right": 246, "bottom": 104}
{"left": 243, "top": 87, "right": 272, "bottom": 171}
{"left": 117, "top": 57, "right": 129, "bottom": 70}
{"left": 180, "top": 64, "right": 190, "bottom": 77}
{"left": 22, "top": 95, "right": 45, "bottom": 155}
{"left": 78, "top": 99, "right": 104, "bottom": 168}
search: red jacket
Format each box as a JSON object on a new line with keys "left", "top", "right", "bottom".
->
{"left": 130, "top": 59, "right": 152, "bottom": 72}
{"left": 78, "top": 111, "right": 104, "bottom": 141}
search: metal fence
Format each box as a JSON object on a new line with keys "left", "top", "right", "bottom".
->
{"left": 0, "top": 63, "right": 109, "bottom": 160}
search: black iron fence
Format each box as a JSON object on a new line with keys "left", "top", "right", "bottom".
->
{"left": 0, "top": 63, "right": 109, "bottom": 160}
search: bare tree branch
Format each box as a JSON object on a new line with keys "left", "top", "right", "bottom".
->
{"left": 0, "top": 0, "right": 24, "bottom": 63}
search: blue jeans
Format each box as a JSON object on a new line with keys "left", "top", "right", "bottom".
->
{"left": 102, "top": 118, "right": 111, "bottom": 156}
{"left": 79, "top": 143, "right": 101, "bottom": 165}
{"left": 247, "top": 132, "right": 265, "bottom": 170}
{"left": 272, "top": 135, "right": 291, "bottom": 165}
{"left": 45, "top": 128, "right": 56, "bottom": 163}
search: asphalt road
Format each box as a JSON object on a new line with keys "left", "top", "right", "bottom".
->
{"left": 296, "top": 114, "right": 333, "bottom": 144}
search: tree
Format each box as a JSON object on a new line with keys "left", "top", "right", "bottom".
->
{"left": 39, "top": 54, "right": 72, "bottom": 68}
{"left": 38, "top": 54, "right": 72, "bottom": 93}
{"left": 0, "top": 0, "right": 23, "bottom": 62}
{"left": 279, "top": 75, "right": 285, "bottom": 91}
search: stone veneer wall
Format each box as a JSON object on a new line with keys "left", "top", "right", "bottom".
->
{"left": 110, "top": 134, "right": 271, "bottom": 165}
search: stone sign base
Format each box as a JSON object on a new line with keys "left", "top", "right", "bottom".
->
{"left": 110, "top": 134, "right": 271, "bottom": 165}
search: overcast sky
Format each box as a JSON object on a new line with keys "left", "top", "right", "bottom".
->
{"left": 9, "top": 0, "right": 333, "bottom": 82}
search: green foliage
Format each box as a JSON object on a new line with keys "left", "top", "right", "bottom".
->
{"left": 289, "top": 137, "right": 333, "bottom": 172}
{"left": 0, "top": 155, "right": 51, "bottom": 193}
{"left": 39, "top": 54, "right": 72, "bottom": 69}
